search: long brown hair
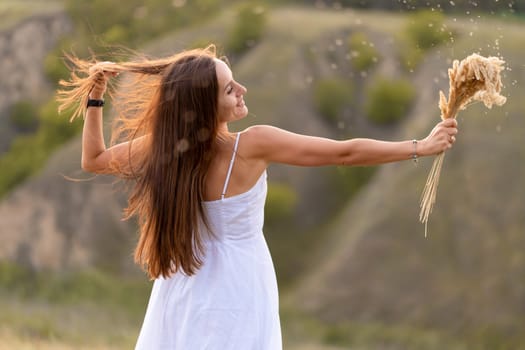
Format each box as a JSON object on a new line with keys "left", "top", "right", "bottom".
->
{"left": 57, "top": 46, "right": 220, "bottom": 278}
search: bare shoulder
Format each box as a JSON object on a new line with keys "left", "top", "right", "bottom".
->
{"left": 241, "top": 125, "right": 278, "bottom": 138}
{"left": 240, "top": 125, "right": 291, "bottom": 144}
{"left": 239, "top": 125, "right": 282, "bottom": 158}
{"left": 238, "top": 124, "right": 320, "bottom": 165}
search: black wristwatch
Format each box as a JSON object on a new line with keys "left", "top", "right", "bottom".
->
{"left": 87, "top": 99, "right": 105, "bottom": 108}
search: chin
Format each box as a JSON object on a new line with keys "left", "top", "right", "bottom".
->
{"left": 237, "top": 107, "right": 249, "bottom": 119}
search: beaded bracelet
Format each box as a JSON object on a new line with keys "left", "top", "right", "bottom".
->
{"left": 412, "top": 139, "right": 418, "bottom": 164}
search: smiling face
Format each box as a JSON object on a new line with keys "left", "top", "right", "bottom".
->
{"left": 215, "top": 59, "right": 248, "bottom": 123}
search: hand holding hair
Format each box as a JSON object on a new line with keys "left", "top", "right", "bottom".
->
{"left": 88, "top": 62, "right": 118, "bottom": 99}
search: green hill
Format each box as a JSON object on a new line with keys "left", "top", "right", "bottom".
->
{"left": 1, "top": 5, "right": 524, "bottom": 349}
{"left": 288, "top": 12, "right": 525, "bottom": 350}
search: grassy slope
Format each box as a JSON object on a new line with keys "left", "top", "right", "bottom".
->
{"left": 290, "top": 12, "right": 525, "bottom": 350}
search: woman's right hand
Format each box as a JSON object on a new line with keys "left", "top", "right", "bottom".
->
{"left": 419, "top": 118, "right": 458, "bottom": 156}
{"left": 88, "top": 62, "right": 118, "bottom": 99}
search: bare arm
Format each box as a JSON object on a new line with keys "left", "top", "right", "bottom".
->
{"left": 81, "top": 67, "right": 147, "bottom": 175}
{"left": 81, "top": 106, "right": 148, "bottom": 175}
{"left": 243, "top": 120, "right": 458, "bottom": 167}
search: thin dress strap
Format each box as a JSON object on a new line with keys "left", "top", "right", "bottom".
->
{"left": 221, "top": 132, "right": 241, "bottom": 200}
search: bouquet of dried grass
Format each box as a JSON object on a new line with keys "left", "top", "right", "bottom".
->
{"left": 420, "top": 53, "right": 506, "bottom": 236}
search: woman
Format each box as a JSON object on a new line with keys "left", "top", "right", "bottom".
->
{"left": 58, "top": 46, "right": 457, "bottom": 349}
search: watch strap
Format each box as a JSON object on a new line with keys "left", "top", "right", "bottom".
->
{"left": 87, "top": 99, "right": 105, "bottom": 107}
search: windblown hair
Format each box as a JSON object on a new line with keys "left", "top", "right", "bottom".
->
{"left": 57, "top": 46, "right": 220, "bottom": 278}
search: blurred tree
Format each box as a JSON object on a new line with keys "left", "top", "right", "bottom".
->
{"left": 333, "top": 165, "right": 376, "bottom": 200}
{"left": 347, "top": 31, "right": 380, "bottom": 72}
{"left": 406, "top": 10, "right": 449, "bottom": 50}
{"left": 265, "top": 183, "right": 298, "bottom": 224}
{"left": 64, "top": 0, "right": 222, "bottom": 49}
{"left": 365, "top": 76, "right": 415, "bottom": 124}
{"left": 313, "top": 78, "right": 354, "bottom": 124}
{"left": 44, "top": 38, "right": 73, "bottom": 86}
{"left": 9, "top": 101, "right": 39, "bottom": 133}
{"left": 288, "top": 0, "right": 524, "bottom": 14}
{"left": 0, "top": 100, "right": 82, "bottom": 198}
{"left": 226, "top": 2, "right": 267, "bottom": 55}
{"left": 397, "top": 9, "right": 452, "bottom": 71}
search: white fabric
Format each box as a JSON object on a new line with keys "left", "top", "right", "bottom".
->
{"left": 135, "top": 136, "right": 281, "bottom": 349}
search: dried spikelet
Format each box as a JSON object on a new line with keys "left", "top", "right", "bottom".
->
{"left": 419, "top": 54, "right": 506, "bottom": 236}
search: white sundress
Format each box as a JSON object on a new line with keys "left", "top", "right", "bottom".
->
{"left": 135, "top": 132, "right": 282, "bottom": 349}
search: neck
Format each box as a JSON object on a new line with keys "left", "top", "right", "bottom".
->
{"left": 217, "top": 122, "right": 229, "bottom": 135}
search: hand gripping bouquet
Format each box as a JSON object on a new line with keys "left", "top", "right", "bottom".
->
{"left": 420, "top": 54, "right": 507, "bottom": 236}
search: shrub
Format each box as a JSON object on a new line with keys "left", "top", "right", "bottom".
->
{"left": 365, "top": 77, "right": 415, "bottom": 124}
{"left": 226, "top": 2, "right": 267, "bottom": 55}
{"left": 313, "top": 78, "right": 354, "bottom": 123}
{"left": 38, "top": 99, "right": 83, "bottom": 148}
{"left": 9, "top": 100, "right": 39, "bottom": 132}
{"left": 0, "top": 100, "right": 82, "bottom": 198}
{"left": 334, "top": 166, "right": 376, "bottom": 199}
{"left": 265, "top": 183, "right": 297, "bottom": 223}
{"left": 398, "top": 39, "right": 424, "bottom": 72}
{"left": 347, "top": 32, "right": 380, "bottom": 72}
{"left": 406, "top": 10, "right": 449, "bottom": 51}
{"left": 64, "top": 0, "right": 221, "bottom": 48}
{"left": 0, "top": 135, "right": 46, "bottom": 196}
{"left": 43, "top": 38, "right": 76, "bottom": 86}
{"left": 44, "top": 52, "right": 70, "bottom": 86}
{"left": 398, "top": 10, "right": 451, "bottom": 71}
{"left": 102, "top": 24, "right": 128, "bottom": 44}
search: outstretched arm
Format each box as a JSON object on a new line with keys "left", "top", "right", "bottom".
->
{"left": 243, "top": 119, "right": 458, "bottom": 167}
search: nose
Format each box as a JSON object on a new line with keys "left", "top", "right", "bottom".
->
{"left": 237, "top": 83, "right": 247, "bottom": 95}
